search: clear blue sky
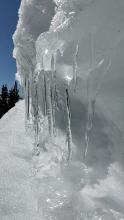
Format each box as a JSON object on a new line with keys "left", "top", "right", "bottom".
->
{"left": 0, "top": 0, "right": 21, "bottom": 88}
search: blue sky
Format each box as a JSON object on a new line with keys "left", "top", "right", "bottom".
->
{"left": 0, "top": 0, "right": 21, "bottom": 88}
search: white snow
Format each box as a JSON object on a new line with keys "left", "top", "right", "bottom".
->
{"left": 0, "top": 101, "right": 37, "bottom": 219}
{"left": 0, "top": 101, "right": 124, "bottom": 219}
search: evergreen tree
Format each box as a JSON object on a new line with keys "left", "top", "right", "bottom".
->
{"left": 0, "top": 96, "right": 4, "bottom": 118}
{"left": 8, "top": 88, "right": 15, "bottom": 108}
{"left": 1, "top": 84, "right": 9, "bottom": 112}
{"left": 8, "top": 81, "right": 20, "bottom": 109}
{"left": 13, "top": 81, "right": 19, "bottom": 103}
{"left": 0, "top": 82, "right": 20, "bottom": 119}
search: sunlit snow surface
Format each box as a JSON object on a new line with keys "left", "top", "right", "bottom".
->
{"left": 0, "top": 101, "right": 124, "bottom": 220}
{"left": 11, "top": 0, "right": 124, "bottom": 219}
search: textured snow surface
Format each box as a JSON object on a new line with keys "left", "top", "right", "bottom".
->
{"left": 0, "top": 101, "right": 124, "bottom": 219}
{"left": 0, "top": 101, "right": 36, "bottom": 219}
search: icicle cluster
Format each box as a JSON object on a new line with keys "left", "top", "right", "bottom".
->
{"left": 13, "top": 0, "right": 124, "bottom": 160}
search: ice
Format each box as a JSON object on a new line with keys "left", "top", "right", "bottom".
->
{"left": 11, "top": 0, "right": 124, "bottom": 219}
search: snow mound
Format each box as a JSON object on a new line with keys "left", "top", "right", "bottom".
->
{"left": 0, "top": 101, "right": 36, "bottom": 219}
{"left": 0, "top": 102, "right": 124, "bottom": 219}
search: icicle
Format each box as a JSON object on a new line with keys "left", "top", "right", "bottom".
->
{"left": 24, "top": 77, "right": 28, "bottom": 127}
{"left": 46, "top": 72, "right": 54, "bottom": 137}
{"left": 24, "top": 76, "right": 30, "bottom": 121}
{"left": 73, "top": 43, "right": 79, "bottom": 92}
{"left": 51, "top": 54, "right": 54, "bottom": 74}
{"left": 65, "top": 88, "right": 72, "bottom": 161}
{"left": 41, "top": 55, "right": 44, "bottom": 70}
{"left": 30, "top": 73, "right": 35, "bottom": 121}
{"left": 84, "top": 33, "right": 95, "bottom": 159}
{"left": 50, "top": 84, "right": 56, "bottom": 136}
{"left": 33, "top": 82, "right": 40, "bottom": 156}
{"left": 50, "top": 54, "right": 57, "bottom": 136}
{"left": 31, "top": 70, "right": 41, "bottom": 156}
{"left": 84, "top": 95, "right": 94, "bottom": 159}
{"left": 27, "top": 79, "right": 30, "bottom": 119}
{"left": 43, "top": 73, "right": 47, "bottom": 116}
{"left": 41, "top": 50, "right": 55, "bottom": 137}
{"left": 52, "top": 82, "right": 58, "bottom": 136}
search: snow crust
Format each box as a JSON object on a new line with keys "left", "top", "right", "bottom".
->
{"left": 11, "top": 0, "right": 124, "bottom": 219}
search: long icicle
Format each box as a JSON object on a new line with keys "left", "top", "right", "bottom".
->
{"left": 24, "top": 76, "right": 30, "bottom": 121}
{"left": 46, "top": 73, "right": 54, "bottom": 137}
{"left": 84, "top": 33, "right": 95, "bottom": 159}
{"left": 34, "top": 81, "right": 40, "bottom": 156}
{"left": 65, "top": 88, "right": 72, "bottom": 161}
{"left": 50, "top": 54, "right": 57, "bottom": 136}
{"left": 73, "top": 43, "right": 79, "bottom": 93}
{"left": 53, "top": 82, "right": 58, "bottom": 136}
{"left": 27, "top": 79, "right": 30, "bottom": 120}
{"left": 43, "top": 73, "right": 47, "bottom": 116}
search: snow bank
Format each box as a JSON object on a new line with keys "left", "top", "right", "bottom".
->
{"left": 1, "top": 102, "right": 124, "bottom": 219}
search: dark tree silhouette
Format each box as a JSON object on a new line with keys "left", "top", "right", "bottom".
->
{"left": 1, "top": 84, "right": 9, "bottom": 112}
{"left": 13, "top": 81, "right": 20, "bottom": 103}
{"left": 0, "top": 81, "right": 20, "bottom": 118}
{"left": 8, "top": 81, "right": 20, "bottom": 109}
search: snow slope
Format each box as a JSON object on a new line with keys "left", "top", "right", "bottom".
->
{"left": 0, "top": 101, "right": 124, "bottom": 220}
{"left": 0, "top": 101, "right": 38, "bottom": 220}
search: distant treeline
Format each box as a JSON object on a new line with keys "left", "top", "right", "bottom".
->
{"left": 0, "top": 81, "right": 20, "bottom": 118}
